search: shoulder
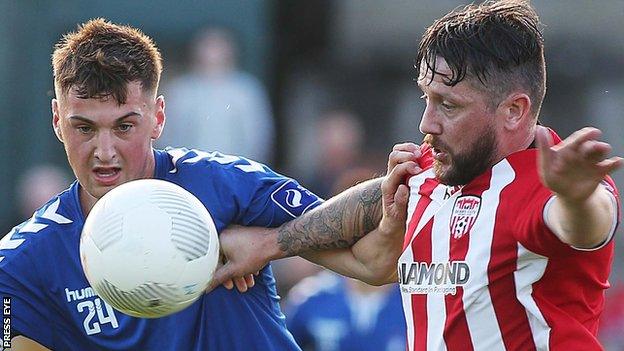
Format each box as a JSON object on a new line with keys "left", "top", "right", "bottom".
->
{"left": 163, "top": 148, "right": 272, "bottom": 177}
{"left": 161, "top": 147, "right": 288, "bottom": 192}
{"left": 159, "top": 148, "right": 322, "bottom": 222}
{"left": 0, "top": 187, "right": 79, "bottom": 266}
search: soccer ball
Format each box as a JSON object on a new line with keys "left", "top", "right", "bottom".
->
{"left": 80, "top": 179, "right": 220, "bottom": 318}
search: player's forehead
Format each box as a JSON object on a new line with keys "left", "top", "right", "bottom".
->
{"left": 416, "top": 57, "right": 483, "bottom": 101}
{"left": 58, "top": 82, "right": 150, "bottom": 121}
{"left": 417, "top": 57, "right": 454, "bottom": 87}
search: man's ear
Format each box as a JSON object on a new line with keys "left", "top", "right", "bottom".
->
{"left": 52, "top": 99, "right": 63, "bottom": 142}
{"left": 151, "top": 95, "right": 166, "bottom": 140}
{"left": 498, "top": 92, "right": 532, "bottom": 131}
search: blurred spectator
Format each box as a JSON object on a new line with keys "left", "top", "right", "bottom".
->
{"left": 285, "top": 272, "right": 406, "bottom": 351}
{"left": 308, "top": 109, "right": 366, "bottom": 198}
{"left": 392, "top": 82, "right": 425, "bottom": 144}
{"left": 158, "top": 27, "right": 275, "bottom": 163}
{"left": 16, "top": 164, "right": 70, "bottom": 219}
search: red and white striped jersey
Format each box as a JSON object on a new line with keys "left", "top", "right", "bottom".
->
{"left": 399, "top": 141, "right": 620, "bottom": 351}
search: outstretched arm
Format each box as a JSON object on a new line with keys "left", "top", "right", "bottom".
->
{"left": 212, "top": 143, "right": 421, "bottom": 287}
{"left": 536, "top": 125, "right": 622, "bottom": 248}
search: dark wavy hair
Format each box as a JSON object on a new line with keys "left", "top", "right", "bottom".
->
{"left": 52, "top": 18, "right": 162, "bottom": 104}
{"left": 417, "top": 0, "right": 546, "bottom": 114}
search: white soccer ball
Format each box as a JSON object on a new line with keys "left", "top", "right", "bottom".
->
{"left": 80, "top": 179, "right": 220, "bottom": 318}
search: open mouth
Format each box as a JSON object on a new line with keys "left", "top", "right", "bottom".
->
{"left": 432, "top": 147, "right": 448, "bottom": 161}
{"left": 92, "top": 167, "right": 121, "bottom": 185}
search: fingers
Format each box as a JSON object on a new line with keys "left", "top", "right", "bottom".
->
{"left": 207, "top": 262, "right": 257, "bottom": 293}
{"left": 382, "top": 161, "right": 422, "bottom": 211}
{"left": 553, "top": 126, "right": 618, "bottom": 169}
{"left": 384, "top": 161, "right": 421, "bottom": 193}
{"left": 245, "top": 274, "right": 256, "bottom": 288}
{"left": 562, "top": 127, "right": 602, "bottom": 151}
{"left": 223, "top": 279, "right": 234, "bottom": 290}
{"left": 209, "top": 261, "right": 234, "bottom": 292}
{"left": 392, "top": 142, "right": 420, "bottom": 152}
{"left": 393, "top": 184, "right": 410, "bottom": 216}
{"left": 233, "top": 274, "right": 256, "bottom": 293}
{"left": 233, "top": 277, "right": 249, "bottom": 292}
{"left": 388, "top": 143, "right": 421, "bottom": 173}
{"left": 596, "top": 156, "right": 624, "bottom": 175}
{"left": 535, "top": 125, "right": 554, "bottom": 166}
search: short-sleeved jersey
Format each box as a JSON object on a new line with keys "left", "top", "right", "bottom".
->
{"left": 399, "top": 131, "right": 620, "bottom": 351}
{"left": 0, "top": 148, "right": 322, "bottom": 351}
{"left": 286, "top": 272, "right": 406, "bottom": 351}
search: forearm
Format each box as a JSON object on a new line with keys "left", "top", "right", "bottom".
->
{"left": 301, "top": 223, "right": 402, "bottom": 286}
{"left": 268, "top": 178, "right": 383, "bottom": 260}
{"left": 548, "top": 185, "right": 617, "bottom": 248}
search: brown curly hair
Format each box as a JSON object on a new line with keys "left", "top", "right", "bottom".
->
{"left": 52, "top": 18, "right": 162, "bottom": 104}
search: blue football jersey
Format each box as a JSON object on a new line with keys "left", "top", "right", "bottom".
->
{"left": 286, "top": 273, "right": 406, "bottom": 351}
{"left": 0, "top": 148, "right": 322, "bottom": 351}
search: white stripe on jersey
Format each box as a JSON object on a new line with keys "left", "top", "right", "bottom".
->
{"left": 402, "top": 250, "right": 416, "bottom": 351}
{"left": 405, "top": 170, "right": 433, "bottom": 228}
{"left": 515, "top": 243, "right": 550, "bottom": 350}
{"left": 462, "top": 160, "right": 514, "bottom": 350}
{"left": 426, "top": 190, "right": 460, "bottom": 351}
{"left": 419, "top": 183, "right": 449, "bottom": 237}
{"left": 404, "top": 169, "right": 435, "bottom": 351}
{"left": 405, "top": 169, "right": 435, "bottom": 227}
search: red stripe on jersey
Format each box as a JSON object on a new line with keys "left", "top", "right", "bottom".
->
{"left": 488, "top": 167, "right": 537, "bottom": 350}
{"left": 442, "top": 172, "right": 492, "bottom": 350}
{"left": 404, "top": 178, "right": 438, "bottom": 250}
{"left": 412, "top": 219, "right": 433, "bottom": 351}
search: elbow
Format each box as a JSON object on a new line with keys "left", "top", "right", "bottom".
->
{"left": 359, "top": 271, "right": 395, "bottom": 286}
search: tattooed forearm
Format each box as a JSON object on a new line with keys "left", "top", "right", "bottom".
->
{"left": 277, "top": 178, "right": 383, "bottom": 256}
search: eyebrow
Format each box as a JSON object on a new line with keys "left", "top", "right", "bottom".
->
{"left": 68, "top": 112, "right": 141, "bottom": 124}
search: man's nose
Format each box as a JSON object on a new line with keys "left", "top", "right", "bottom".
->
{"left": 419, "top": 104, "right": 442, "bottom": 136}
{"left": 93, "top": 131, "right": 117, "bottom": 162}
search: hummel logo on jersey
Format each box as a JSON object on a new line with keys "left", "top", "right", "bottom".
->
{"left": 285, "top": 189, "right": 303, "bottom": 207}
{"left": 450, "top": 195, "right": 481, "bottom": 239}
{"left": 398, "top": 261, "right": 470, "bottom": 295}
{"left": 271, "top": 180, "right": 320, "bottom": 218}
{"left": 65, "top": 286, "right": 97, "bottom": 303}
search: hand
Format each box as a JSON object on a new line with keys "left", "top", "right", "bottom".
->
{"left": 536, "top": 125, "right": 622, "bottom": 203}
{"left": 208, "top": 225, "right": 274, "bottom": 292}
{"left": 210, "top": 254, "right": 256, "bottom": 293}
{"left": 379, "top": 143, "right": 422, "bottom": 236}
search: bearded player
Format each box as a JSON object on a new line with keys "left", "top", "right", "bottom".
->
{"left": 216, "top": 1, "right": 622, "bottom": 350}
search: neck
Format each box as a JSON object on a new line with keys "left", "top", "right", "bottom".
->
{"left": 79, "top": 187, "right": 98, "bottom": 218}
{"left": 495, "top": 124, "right": 537, "bottom": 163}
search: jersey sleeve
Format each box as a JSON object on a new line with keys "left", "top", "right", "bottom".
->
{"left": 0, "top": 229, "right": 53, "bottom": 348}
{"left": 168, "top": 150, "right": 323, "bottom": 228}
{"left": 233, "top": 164, "right": 322, "bottom": 227}
{"left": 514, "top": 174, "right": 620, "bottom": 257}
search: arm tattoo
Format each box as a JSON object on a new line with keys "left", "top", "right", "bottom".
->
{"left": 277, "top": 178, "right": 383, "bottom": 256}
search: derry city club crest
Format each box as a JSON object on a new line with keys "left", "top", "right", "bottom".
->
{"left": 449, "top": 195, "right": 481, "bottom": 239}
